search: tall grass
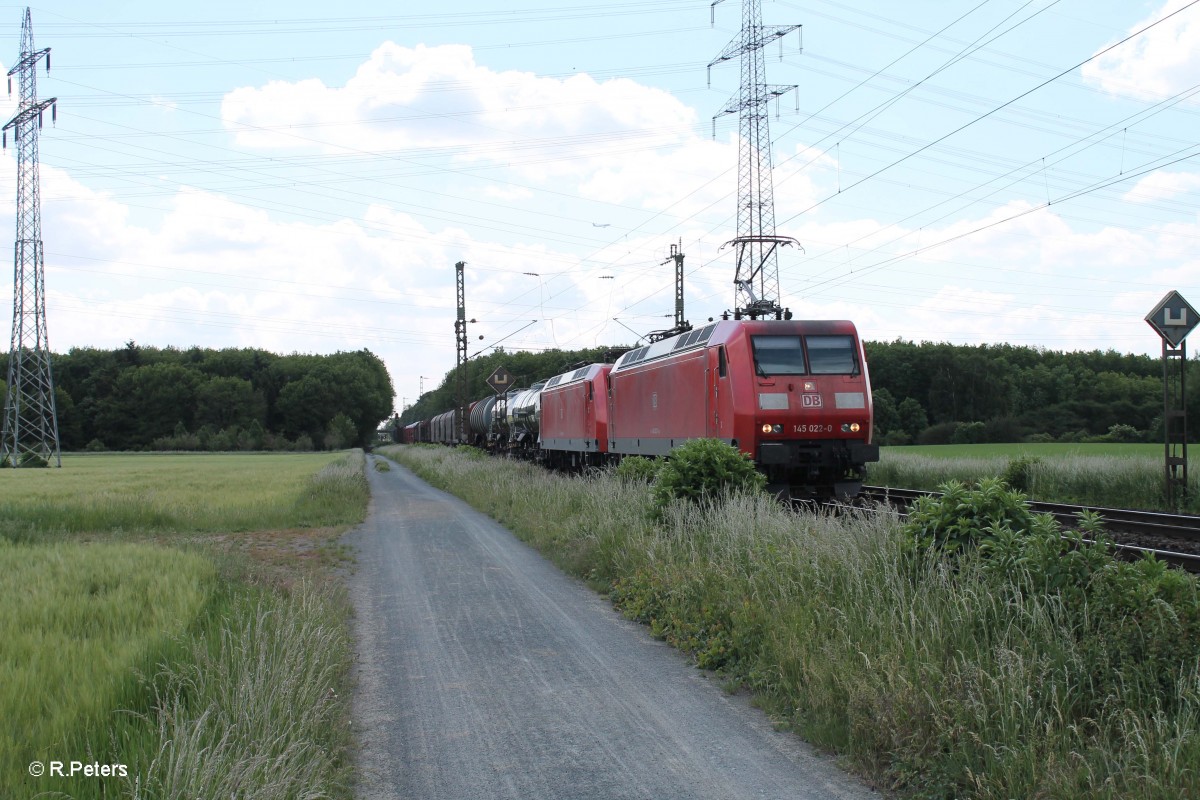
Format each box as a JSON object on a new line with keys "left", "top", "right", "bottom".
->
{"left": 3, "top": 450, "right": 366, "bottom": 800}
{"left": 383, "top": 445, "right": 1200, "bottom": 799}
{"left": 871, "top": 449, "right": 1198, "bottom": 511}
{"left": 127, "top": 582, "right": 353, "bottom": 800}
{"left": 1, "top": 541, "right": 214, "bottom": 800}
{"left": 295, "top": 450, "right": 371, "bottom": 527}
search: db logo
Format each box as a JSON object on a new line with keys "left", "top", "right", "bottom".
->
{"left": 802, "top": 394, "right": 823, "bottom": 408}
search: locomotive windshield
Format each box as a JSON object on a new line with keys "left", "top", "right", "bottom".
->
{"left": 750, "top": 335, "right": 807, "bottom": 375}
{"left": 806, "top": 335, "right": 858, "bottom": 375}
{"left": 750, "top": 334, "right": 859, "bottom": 376}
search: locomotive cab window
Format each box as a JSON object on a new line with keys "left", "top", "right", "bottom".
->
{"left": 750, "top": 335, "right": 807, "bottom": 375}
{"left": 806, "top": 335, "right": 858, "bottom": 375}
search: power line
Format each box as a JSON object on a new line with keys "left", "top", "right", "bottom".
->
{"left": 777, "top": 0, "right": 1200, "bottom": 226}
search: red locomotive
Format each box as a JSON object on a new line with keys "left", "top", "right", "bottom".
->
{"left": 400, "top": 318, "right": 878, "bottom": 499}
{"left": 605, "top": 318, "right": 876, "bottom": 498}
{"left": 539, "top": 363, "right": 613, "bottom": 469}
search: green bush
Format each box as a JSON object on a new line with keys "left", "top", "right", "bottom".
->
{"left": 1001, "top": 454, "right": 1043, "bottom": 493}
{"left": 1081, "top": 555, "right": 1200, "bottom": 697}
{"left": 907, "top": 481, "right": 1200, "bottom": 709}
{"left": 1096, "top": 423, "right": 1143, "bottom": 443}
{"left": 977, "top": 506, "right": 1200, "bottom": 700}
{"left": 652, "top": 439, "right": 766, "bottom": 513}
{"left": 902, "top": 478, "right": 1036, "bottom": 554}
{"left": 876, "top": 430, "right": 912, "bottom": 447}
{"left": 951, "top": 421, "right": 986, "bottom": 444}
{"left": 916, "top": 421, "right": 960, "bottom": 445}
{"left": 614, "top": 455, "right": 661, "bottom": 483}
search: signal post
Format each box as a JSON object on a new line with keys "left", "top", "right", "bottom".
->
{"left": 1146, "top": 290, "right": 1199, "bottom": 507}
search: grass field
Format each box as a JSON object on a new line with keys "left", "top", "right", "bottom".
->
{"left": 873, "top": 442, "right": 1195, "bottom": 511}
{"left": 1, "top": 542, "right": 214, "bottom": 799}
{"left": 0, "top": 452, "right": 364, "bottom": 536}
{"left": 888, "top": 442, "right": 1163, "bottom": 459}
{"left": 1, "top": 451, "right": 366, "bottom": 800}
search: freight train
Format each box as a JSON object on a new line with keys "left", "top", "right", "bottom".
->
{"left": 399, "top": 318, "right": 879, "bottom": 499}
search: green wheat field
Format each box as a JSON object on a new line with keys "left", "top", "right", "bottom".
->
{"left": 0, "top": 451, "right": 365, "bottom": 800}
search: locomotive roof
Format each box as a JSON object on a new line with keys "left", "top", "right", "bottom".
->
{"left": 612, "top": 319, "right": 858, "bottom": 373}
{"left": 541, "top": 362, "right": 610, "bottom": 391}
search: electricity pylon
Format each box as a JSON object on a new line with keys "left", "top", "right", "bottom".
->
{"left": 1, "top": 7, "right": 59, "bottom": 468}
{"left": 709, "top": 0, "right": 801, "bottom": 319}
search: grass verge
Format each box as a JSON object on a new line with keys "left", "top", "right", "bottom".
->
{"left": 382, "top": 444, "right": 1200, "bottom": 800}
{"left": 3, "top": 450, "right": 366, "bottom": 800}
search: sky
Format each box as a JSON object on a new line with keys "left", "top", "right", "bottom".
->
{"left": 1, "top": 0, "right": 1199, "bottom": 412}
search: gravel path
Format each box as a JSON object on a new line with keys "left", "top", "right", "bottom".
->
{"left": 347, "top": 455, "right": 879, "bottom": 800}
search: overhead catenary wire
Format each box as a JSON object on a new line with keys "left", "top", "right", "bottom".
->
{"left": 776, "top": 0, "right": 1200, "bottom": 227}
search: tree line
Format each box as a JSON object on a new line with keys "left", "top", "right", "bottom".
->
{"left": 0, "top": 343, "right": 395, "bottom": 451}
{"left": 865, "top": 340, "right": 1172, "bottom": 445}
{"left": 401, "top": 339, "right": 1182, "bottom": 445}
{"left": 4, "top": 337, "right": 1173, "bottom": 452}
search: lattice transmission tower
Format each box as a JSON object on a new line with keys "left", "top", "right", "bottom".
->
{"left": 709, "top": 0, "right": 801, "bottom": 319}
{"left": 1, "top": 7, "right": 59, "bottom": 468}
{"left": 454, "top": 260, "right": 475, "bottom": 441}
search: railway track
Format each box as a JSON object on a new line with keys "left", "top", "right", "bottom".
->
{"left": 855, "top": 485, "right": 1200, "bottom": 572}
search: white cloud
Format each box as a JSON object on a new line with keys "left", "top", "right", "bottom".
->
{"left": 1081, "top": 0, "right": 1200, "bottom": 98}
{"left": 221, "top": 42, "right": 697, "bottom": 169}
{"left": 482, "top": 185, "right": 533, "bottom": 202}
{"left": 1122, "top": 169, "right": 1200, "bottom": 203}
{"left": 579, "top": 136, "right": 732, "bottom": 212}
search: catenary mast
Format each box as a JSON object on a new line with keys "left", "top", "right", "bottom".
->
{"left": 1, "top": 7, "right": 59, "bottom": 468}
{"left": 708, "top": 0, "right": 801, "bottom": 319}
{"left": 455, "top": 261, "right": 470, "bottom": 442}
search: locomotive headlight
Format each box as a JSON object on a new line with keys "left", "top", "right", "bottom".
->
{"left": 773, "top": 424, "right": 783, "bottom": 433}
{"left": 841, "top": 423, "right": 861, "bottom": 433}
{"left": 761, "top": 424, "right": 784, "bottom": 434}
{"left": 803, "top": 381, "right": 816, "bottom": 392}
{"left": 761, "top": 424, "right": 772, "bottom": 433}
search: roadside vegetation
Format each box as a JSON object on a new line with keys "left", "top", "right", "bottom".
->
{"left": 2, "top": 451, "right": 366, "bottom": 800}
{"left": 383, "top": 443, "right": 1200, "bottom": 800}
{"left": 872, "top": 443, "right": 1198, "bottom": 512}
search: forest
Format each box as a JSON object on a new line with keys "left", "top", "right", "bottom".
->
{"left": 0, "top": 343, "right": 394, "bottom": 451}
{"left": 401, "top": 339, "right": 1182, "bottom": 445}
{"left": 864, "top": 340, "right": 1171, "bottom": 445}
